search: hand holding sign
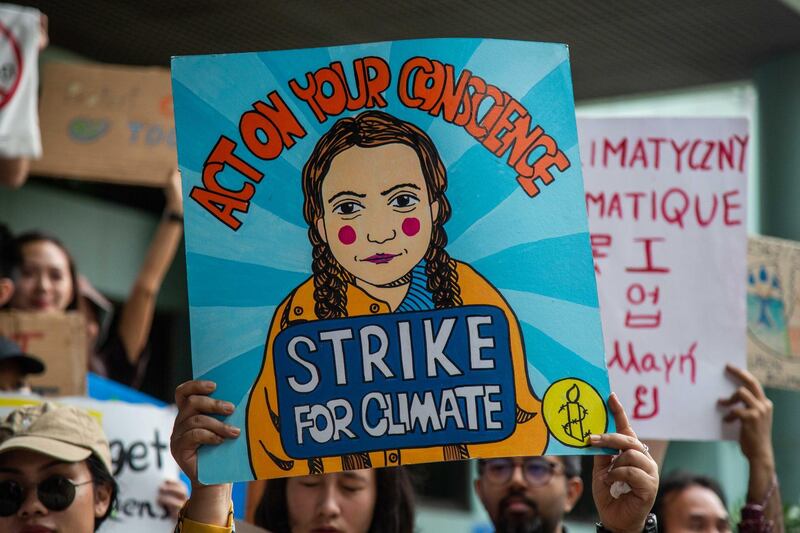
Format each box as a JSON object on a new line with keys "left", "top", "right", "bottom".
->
{"left": 718, "top": 365, "right": 783, "bottom": 531}
{"left": 164, "top": 168, "right": 183, "bottom": 217}
{"left": 170, "top": 380, "right": 236, "bottom": 527}
{"left": 589, "top": 393, "right": 658, "bottom": 533}
{"left": 171, "top": 380, "right": 240, "bottom": 486}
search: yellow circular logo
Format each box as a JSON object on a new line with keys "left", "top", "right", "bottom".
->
{"left": 542, "top": 378, "right": 608, "bottom": 448}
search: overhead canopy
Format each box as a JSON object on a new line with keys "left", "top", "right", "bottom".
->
{"left": 28, "top": 0, "right": 800, "bottom": 100}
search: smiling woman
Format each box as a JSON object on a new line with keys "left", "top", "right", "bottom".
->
{"left": 246, "top": 110, "right": 549, "bottom": 480}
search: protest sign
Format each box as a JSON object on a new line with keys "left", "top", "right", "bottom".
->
{"left": 747, "top": 235, "right": 800, "bottom": 390}
{"left": 29, "top": 61, "right": 176, "bottom": 186}
{"left": 0, "top": 310, "right": 87, "bottom": 395}
{"left": 580, "top": 117, "right": 748, "bottom": 440}
{"left": 0, "top": 4, "right": 41, "bottom": 157}
{"left": 173, "top": 38, "right": 611, "bottom": 483}
{"left": 0, "top": 395, "right": 181, "bottom": 533}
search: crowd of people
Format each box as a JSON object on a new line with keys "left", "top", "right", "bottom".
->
{"left": 0, "top": 6, "right": 791, "bottom": 533}
{"left": 0, "top": 367, "right": 784, "bottom": 533}
{"left": 0, "top": 172, "right": 787, "bottom": 532}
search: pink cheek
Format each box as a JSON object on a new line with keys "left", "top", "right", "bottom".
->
{"left": 401, "top": 217, "right": 420, "bottom": 237}
{"left": 337, "top": 225, "right": 357, "bottom": 245}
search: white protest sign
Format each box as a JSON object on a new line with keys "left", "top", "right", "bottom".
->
{"left": 0, "top": 4, "right": 41, "bottom": 157}
{"left": 580, "top": 117, "right": 748, "bottom": 440}
{"left": 0, "top": 396, "right": 180, "bottom": 533}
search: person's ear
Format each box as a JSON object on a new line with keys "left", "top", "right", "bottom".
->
{"left": 0, "top": 278, "right": 14, "bottom": 307}
{"left": 316, "top": 218, "right": 327, "bottom": 244}
{"left": 430, "top": 200, "right": 440, "bottom": 221}
{"left": 563, "top": 476, "right": 584, "bottom": 513}
{"left": 94, "top": 481, "right": 112, "bottom": 518}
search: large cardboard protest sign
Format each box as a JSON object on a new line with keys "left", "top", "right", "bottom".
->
{"left": 173, "top": 38, "right": 612, "bottom": 483}
{"left": 0, "top": 395, "right": 180, "bottom": 533}
{"left": 0, "top": 310, "right": 87, "bottom": 395}
{"left": 747, "top": 235, "right": 800, "bottom": 390}
{"left": 580, "top": 117, "right": 748, "bottom": 440}
{"left": 29, "top": 61, "right": 176, "bottom": 186}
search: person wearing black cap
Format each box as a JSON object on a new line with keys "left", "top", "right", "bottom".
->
{"left": 0, "top": 336, "right": 45, "bottom": 393}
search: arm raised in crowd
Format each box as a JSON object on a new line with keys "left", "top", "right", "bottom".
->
{"left": 118, "top": 169, "right": 184, "bottom": 363}
{"left": 170, "top": 379, "right": 240, "bottom": 529}
{"left": 718, "top": 364, "right": 783, "bottom": 533}
{"left": 590, "top": 393, "right": 660, "bottom": 533}
{"left": 0, "top": 157, "right": 31, "bottom": 189}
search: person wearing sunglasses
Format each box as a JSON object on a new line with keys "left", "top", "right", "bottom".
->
{"left": 0, "top": 402, "right": 118, "bottom": 532}
{"left": 475, "top": 394, "right": 659, "bottom": 533}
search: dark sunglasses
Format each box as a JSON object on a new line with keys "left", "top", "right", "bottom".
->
{"left": 0, "top": 475, "right": 93, "bottom": 516}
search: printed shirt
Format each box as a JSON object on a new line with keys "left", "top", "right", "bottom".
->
{"left": 396, "top": 260, "right": 435, "bottom": 312}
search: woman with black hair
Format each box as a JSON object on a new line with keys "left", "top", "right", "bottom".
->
{"left": 1, "top": 169, "right": 185, "bottom": 388}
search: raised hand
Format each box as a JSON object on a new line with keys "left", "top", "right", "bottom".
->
{"left": 590, "top": 393, "right": 659, "bottom": 533}
{"left": 170, "top": 380, "right": 239, "bottom": 486}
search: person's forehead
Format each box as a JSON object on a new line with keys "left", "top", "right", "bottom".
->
{"left": 21, "top": 240, "right": 70, "bottom": 268}
{"left": 0, "top": 449, "right": 83, "bottom": 474}
{"left": 324, "top": 144, "right": 424, "bottom": 189}
{"left": 667, "top": 485, "right": 729, "bottom": 520}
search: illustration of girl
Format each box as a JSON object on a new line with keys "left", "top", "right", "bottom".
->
{"left": 246, "top": 110, "right": 548, "bottom": 479}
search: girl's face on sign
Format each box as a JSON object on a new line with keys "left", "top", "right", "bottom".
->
{"left": 286, "top": 469, "right": 377, "bottom": 533}
{"left": 317, "top": 143, "right": 438, "bottom": 288}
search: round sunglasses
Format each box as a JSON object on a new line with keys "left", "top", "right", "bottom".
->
{"left": 0, "top": 475, "right": 93, "bottom": 516}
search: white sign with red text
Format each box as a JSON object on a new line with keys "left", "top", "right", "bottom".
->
{"left": 580, "top": 117, "right": 748, "bottom": 440}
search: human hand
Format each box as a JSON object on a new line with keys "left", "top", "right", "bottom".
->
{"left": 164, "top": 168, "right": 183, "bottom": 216}
{"left": 718, "top": 364, "right": 774, "bottom": 468}
{"left": 157, "top": 478, "right": 189, "bottom": 519}
{"left": 39, "top": 13, "right": 48, "bottom": 50}
{"left": 589, "top": 393, "right": 659, "bottom": 533}
{"left": 170, "top": 380, "right": 239, "bottom": 488}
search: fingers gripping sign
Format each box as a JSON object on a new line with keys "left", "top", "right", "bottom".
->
{"left": 589, "top": 393, "right": 659, "bottom": 533}
{"left": 717, "top": 364, "right": 774, "bottom": 464}
{"left": 171, "top": 380, "right": 241, "bottom": 487}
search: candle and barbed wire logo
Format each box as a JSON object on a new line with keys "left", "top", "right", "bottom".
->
{"left": 542, "top": 378, "right": 608, "bottom": 447}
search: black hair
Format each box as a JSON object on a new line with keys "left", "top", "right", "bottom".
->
{"left": 85, "top": 453, "right": 119, "bottom": 531}
{"left": 4, "top": 231, "right": 80, "bottom": 310}
{"left": 654, "top": 470, "right": 727, "bottom": 531}
{"left": 0, "top": 223, "right": 12, "bottom": 278}
{"left": 255, "top": 466, "right": 415, "bottom": 533}
{"left": 477, "top": 455, "right": 582, "bottom": 479}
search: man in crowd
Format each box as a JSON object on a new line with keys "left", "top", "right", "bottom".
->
{"left": 474, "top": 393, "right": 659, "bottom": 533}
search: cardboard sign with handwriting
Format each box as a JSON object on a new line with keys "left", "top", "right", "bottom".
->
{"left": 747, "top": 235, "right": 800, "bottom": 390}
{"left": 0, "top": 310, "right": 87, "bottom": 395}
{"left": 29, "top": 61, "right": 176, "bottom": 186}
